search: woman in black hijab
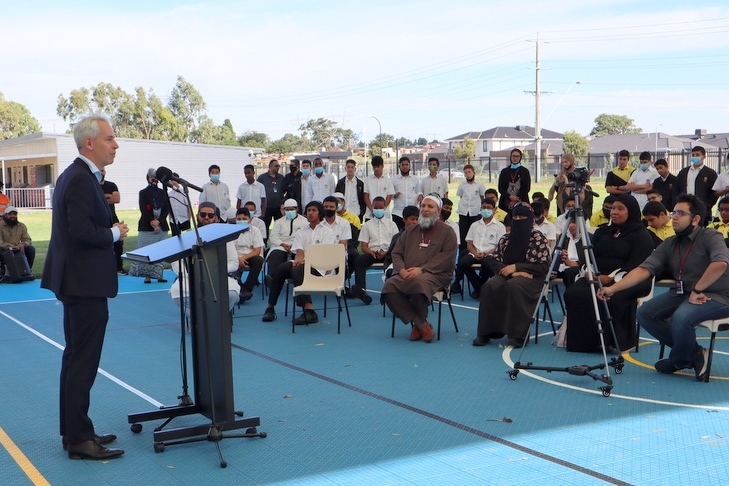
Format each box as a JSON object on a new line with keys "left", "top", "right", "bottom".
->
{"left": 473, "top": 203, "right": 551, "bottom": 348}
{"left": 497, "top": 148, "right": 531, "bottom": 215}
{"left": 564, "top": 194, "right": 654, "bottom": 352}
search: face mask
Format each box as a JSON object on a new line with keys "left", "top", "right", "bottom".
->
{"left": 289, "top": 166, "right": 297, "bottom": 172}
{"left": 301, "top": 168, "right": 311, "bottom": 176}
{"left": 691, "top": 156, "right": 702, "bottom": 166}
{"left": 236, "top": 220, "right": 250, "bottom": 230}
{"left": 285, "top": 210, "right": 297, "bottom": 220}
{"left": 481, "top": 209, "right": 494, "bottom": 219}
{"left": 603, "top": 208, "right": 611, "bottom": 218}
{"left": 337, "top": 203, "right": 344, "bottom": 212}
{"left": 314, "top": 167, "right": 324, "bottom": 175}
{"left": 441, "top": 210, "right": 451, "bottom": 220}
{"left": 210, "top": 174, "right": 220, "bottom": 182}
{"left": 639, "top": 163, "right": 649, "bottom": 171}
{"left": 675, "top": 222, "right": 695, "bottom": 240}
{"left": 372, "top": 209, "right": 385, "bottom": 219}
{"left": 429, "top": 166, "right": 438, "bottom": 173}
{"left": 510, "top": 163, "right": 521, "bottom": 169}
{"left": 466, "top": 176, "right": 474, "bottom": 182}
{"left": 324, "top": 209, "right": 336, "bottom": 218}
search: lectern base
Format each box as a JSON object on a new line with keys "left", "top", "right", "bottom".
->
{"left": 128, "top": 405, "right": 265, "bottom": 468}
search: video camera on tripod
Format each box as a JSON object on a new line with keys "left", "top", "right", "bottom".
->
{"left": 566, "top": 166, "right": 600, "bottom": 198}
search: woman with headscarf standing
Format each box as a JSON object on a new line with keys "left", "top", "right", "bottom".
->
{"left": 129, "top": 168, "right": 170, "bottom": 283}
{"left": 472, "top": 204, "right": 551, "bottom": 348}
{"left": 497, "top": 148, "right": 531, "bottom": 215}
{"left": 563, "top": 194, "right": 654, "bottom": 352}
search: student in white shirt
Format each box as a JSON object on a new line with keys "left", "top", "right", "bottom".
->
{"left": 267, "top": 198, "right": 308, "bottom": 279}
{"left": 351, "top": 196, "right": 399, "bottom": 304}
{"left": 456, "top": 164, "right": 486, "bottom": 250}
{"left": 231, "top": 208, "right": 265, "bottom": 303}
{"left": 236, "top": 164, "right": 266, "bottom": 217}
{"left": 199, "top": 164, "right": 231, "bottom": 215}
{"left": 391, "top": 156, "right": 421, "bottom": 230}
{"left": 321, "top": 195, "right": 357, "bottom": 276}
{"left": 305, "top": 157, "right": 335, "bottom": 203}
{"left": 363, "top": 156, "right": 395, "bottom": 220}
{"left": 452, "top": 197, "right": 505, "bottom": 299}
{"left": 624, "top": 151, "right": 658, "bottom": 209}
{"left": 532, "top": 199, "right": 557, "bottom": 252}
{"left": 419, "top": 157, "right": 449, "bottom": 199}
{"left": 261, "top": 201, "right": 335, "bottom": 324}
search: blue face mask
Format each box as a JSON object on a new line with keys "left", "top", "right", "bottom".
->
{"left": 301, "top": 168, "right": 311, "bottom": 176}
{"left": 372, "top": 209, "right": 385, "bottom": 219}
{"left": 314, "top": 167, "right": 324, "bottom": 175}
{"left": 285, "top": 210, "right": 297, "bottom": 220}
{"left": 639, "top": 163, "right": 649, "bottom": 171}
{"left": 236, "top": 220, "right": 250, "bottom": 230}
{"left": 691, "top": 156, "right": 702, "bottom": 166}
{"left": 481, "top": 209, "right": 494, "bottom": 219}
{"left": 337, "top": 203, "right": 344, "bottom": 212}
{"left": 510, "top": 163, "right": 521, "bottom": 169}
{"left": 210, "top": 174, "right": 220, "bottom": 182}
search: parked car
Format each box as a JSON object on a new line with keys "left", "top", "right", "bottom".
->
{"left": 438, "top": 169, "right": 464, "bottom": 179}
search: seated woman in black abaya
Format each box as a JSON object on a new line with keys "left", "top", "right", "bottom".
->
{"left": 472, "top": 203, "right": 551, "bottom": 348}
{"left": 563, "top": 194, "right": 654, "bottom": 352}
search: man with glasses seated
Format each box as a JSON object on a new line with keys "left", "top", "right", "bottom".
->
{"left": 599, "top": 194, "right": 729, "bottom": 381}
{"left": 170, "top": 202, "right": 240, "bottom": 316}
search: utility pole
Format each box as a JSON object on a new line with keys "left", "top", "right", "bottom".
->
{"left": 525, "top": 37, "right": 549, "bottom": 183}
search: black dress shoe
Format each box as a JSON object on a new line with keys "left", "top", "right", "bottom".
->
{"left": 63, "top": 433, "right": 117, "bottom": 451}
{"left": 238, "top": 289, "right": 254, "bottom": 303}
{"left": 262, "top": 308, "right": 277, "bottom": 322}
{"left": 293, "top": 309, "right": 319, "bottom": 325}
{"left": 67, "top": 440, "right": 124, "bottom": 460}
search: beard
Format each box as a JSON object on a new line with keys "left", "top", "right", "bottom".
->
{"left": 4, "top": 217, "right": 18, "bottom": 227}
{"left": 418, "top": 213, "right": 439, "bottom": 229}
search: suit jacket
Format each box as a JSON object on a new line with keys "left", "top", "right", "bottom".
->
{"left": 41, "top": 158, "right": 117, "bottom": 298}
{"left": 336, "top": 176, "right": 366, "bottom": 219}
{"left": 137, "top": 184, "right": 170, "bottom": 232}
{"left": 674, "top": 165, "right": 718, "bottom": 224}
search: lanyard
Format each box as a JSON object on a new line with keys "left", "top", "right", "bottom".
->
{"left": 676, "top": 240, "right": 695, "bottom": 280}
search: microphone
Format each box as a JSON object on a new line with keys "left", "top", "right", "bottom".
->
{"left": 155, "top": 166, "right": 203, "bottom": 192}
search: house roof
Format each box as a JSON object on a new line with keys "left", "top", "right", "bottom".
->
{"left": 585, "top": 133, "right": 707, "bottom": 154}
{"left": 446, "top": 126, "right": 563, "bottom": 142}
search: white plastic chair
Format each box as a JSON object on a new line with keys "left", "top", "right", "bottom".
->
{"left": 291, "top": 244, "right": 351, "bottom": 334}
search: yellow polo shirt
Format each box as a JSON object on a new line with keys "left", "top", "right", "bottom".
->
{"left": 711, "top": 221, "right": 729, "bottom": 239}
{"left": 648, "top": 220, "right": 675, "bottom": 242}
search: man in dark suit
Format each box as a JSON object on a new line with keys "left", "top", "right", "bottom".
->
{"left": 41, "top": 114, "right": 128, "bottom": 460}
{"left": 336, "top": 159, "right": 366, "bottom": 221}
{"left": 673, "top": 146, "right": 717, "bottom": 226}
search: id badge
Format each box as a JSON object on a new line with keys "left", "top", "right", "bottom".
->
{"left": 675, "top": 280, "right": 684, "bottom": 295}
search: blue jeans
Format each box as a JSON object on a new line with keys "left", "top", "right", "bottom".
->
{"left": 638, "top": 291, "right": 729, "bottom": 369}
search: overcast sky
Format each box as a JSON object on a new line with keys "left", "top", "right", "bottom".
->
{"left": 4, "top": 0, "right": 729, "bottom": 143}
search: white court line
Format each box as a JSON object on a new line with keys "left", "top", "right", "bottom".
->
{"left": 0, "top": 309, "right": 164, "bottom": 408}
{"left": 501, "top": 340, "right": 729, "bottom": 410}
{"left": 0, "top": 288, "right": 170, "bottom": 306}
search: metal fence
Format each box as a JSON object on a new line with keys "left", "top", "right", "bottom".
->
{"left": 5, "top": 187, "right": 54, "bottom": 209}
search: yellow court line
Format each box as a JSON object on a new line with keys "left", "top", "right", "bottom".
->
{"left": 0, "top": 426, "right": 50, "bottom": 486}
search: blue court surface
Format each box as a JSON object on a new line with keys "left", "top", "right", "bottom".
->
{"left": 1, "top": 270, "right": 729, "bottom": 485}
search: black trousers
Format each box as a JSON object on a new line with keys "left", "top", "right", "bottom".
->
{"left": 59, "top": 295, "right": 109, "bottom": 442}
{"left": 353, "top": 253, "right": 385, "bottom": 288}
{"left": 267, "top": 261, "right": 311, "bottom": 307}
{"left": 455, "top": 254, "right": 493, "bottom": 293}
{"left": 458, "top": 215, "right": 480, "bottom": 250}
{"left": 232, "top": 256, "right": 264, "bottom": 291}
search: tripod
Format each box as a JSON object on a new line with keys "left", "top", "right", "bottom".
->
{"left": 507, "top": 184, "right": 624, "bottom": 397}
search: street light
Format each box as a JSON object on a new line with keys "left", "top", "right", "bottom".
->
{"left": 370, "top": 116, "right": 382, "bottom": 157}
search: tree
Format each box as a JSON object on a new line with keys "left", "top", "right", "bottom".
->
{"left": 168, "top": 75, "right": 207, "bottom": 142}
{"left": 453, "top": 136, "right": 476, "bottom": 161}
{"left": 395, "top": 137, "right": 411, "bottom": 148}
{"left": 299, "top": 118, "right": 339, "bottom": 150}
{"left": 333, "top": 128, "right": 358, "bottom": 151}
{"left": 415, "top": 137, "right": 428, "bottom": 146}
{"left": 238, "top": 130, "right": 270, "bottom": 150}
{"left": 269, "top": 133, "right": 312, "bottom": 154}
{"left": 0, "top": 92, "right": 41, "bottom": 140}
{"left": 369, "top": 132, "right": 395, "bottom": 155}
{"left": 562, "top": 130, "right": 589, "bottom": 161}
{"left": 589, "top": 114, "right": 641, "bottom": 137}
{"left": 219, "top": 119, "right": 238, "bottom": 146}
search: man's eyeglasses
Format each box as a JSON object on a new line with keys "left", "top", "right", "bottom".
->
{"left": 199, "top": 212, "right": 216, "bottom": 219}
{"left": 670, "top": 210, "right": 691, "bottom": 218}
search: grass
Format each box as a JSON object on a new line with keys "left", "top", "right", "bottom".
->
{"left": 18, "top": 178, "right": 609, "bottom": 279}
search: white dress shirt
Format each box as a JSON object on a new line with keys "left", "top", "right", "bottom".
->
{"left": 236, "top": 180, "right": 266, "bottom": 217}
{"left": 235, "top": 226, "right": 265, "bottom": 256}
{"left": 391, "top": 174, "right": 421, "bottom": 217}
{"left": 465, "top": 218, "right": 506, "bottom": 254}
{"left": 342, "top": 176, "right": 361, "bottom": 216}
{"left": 359, "top": 217, "right": 399, "bottom": 252}
{"left": 199, "top": 181, "right": 231, "bottom": 215}
{"left": 419, "top": 174, "right": 449, "bottom": 198}
{"left": 291, "top": 223, "right": 336, "bottom": 254}
{"left": 363, "top": 174, "right": 395, "bottom": 219}
{"left": 306, "top": 173, "right": 335, "bottom": 203}
{"left": 269, "top": 214, "right": 308, "bottom": 253}
{"left": 456, "top": 180, "right": 486, "bottom": 216}
{"left": 322, "top": 215, "right": 352, "bottom": 243}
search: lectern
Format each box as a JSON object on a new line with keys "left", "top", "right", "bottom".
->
{"left": 124, "top": 224, "right": 265, "bottom": 467}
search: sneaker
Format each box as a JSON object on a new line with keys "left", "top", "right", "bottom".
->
{"left": 409, "top": 325, "right": 422, "bottom": 341}
{"left": 472, "top": 336, "right": 490, "bottom": 346}
{"left": 421, "top": 323, "right": 435, "bottom": 343}
{"left": 261, "top": 308, "right": 276, "bottom": 322}
{"left": 654, "top": 358, "right": 679, "bottom": 374}
{"left": 693, "top": 348, "right": 709, "bottom": 381}
{"left": 293, "top": 309, "right": 319, "bottom": 325}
